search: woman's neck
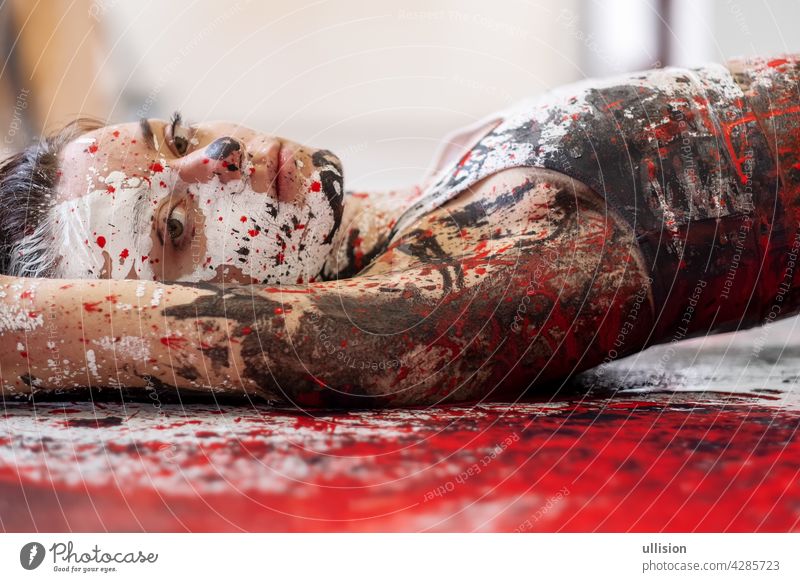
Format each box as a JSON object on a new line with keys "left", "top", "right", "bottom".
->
{"left": 322, "top": 185, "right": 425, "bottom": 280}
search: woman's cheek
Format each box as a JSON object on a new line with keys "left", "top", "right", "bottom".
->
{"left": 51, "top": 171, "right": 164, "bottom": 280}
{"left": 174, "top": 185, "right": 334, "bottom": 285}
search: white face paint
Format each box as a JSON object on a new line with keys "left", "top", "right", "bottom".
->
{"left": 50, "top": 159, "right": 340, "bottom": 284}
{"left": 181, "top": 167, "right": 338, "bottom": 284}
{"left": 54, "top": 170, "right": 155, "bottom": 279}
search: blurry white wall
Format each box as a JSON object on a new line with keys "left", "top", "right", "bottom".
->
{"left": 712, "top": 0, "right": 800, "bottom": 59}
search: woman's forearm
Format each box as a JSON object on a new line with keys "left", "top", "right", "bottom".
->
{"left": 0, "top": 276, "right": 244, "bottom": 398}
{"left": 0, "top": 266, "right": 498, "bottom": 406}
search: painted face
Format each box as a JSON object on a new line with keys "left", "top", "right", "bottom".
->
{"left": 50, "top": 116, "right": 344, "bottom": 284}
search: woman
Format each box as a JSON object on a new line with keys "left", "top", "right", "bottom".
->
{"left": 0, "top": 54, "right": 797, "bottom": 407}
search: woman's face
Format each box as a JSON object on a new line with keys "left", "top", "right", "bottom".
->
{"left": 52, "top": 116, "right": 344, "bottom": 284}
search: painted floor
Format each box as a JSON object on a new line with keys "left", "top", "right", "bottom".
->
{"left": 1, "top": 325, "right": 799, "bottom": 532}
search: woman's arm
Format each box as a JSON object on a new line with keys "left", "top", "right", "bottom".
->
{"left": 0, "top": 276, "right": 243, "bottom": 399}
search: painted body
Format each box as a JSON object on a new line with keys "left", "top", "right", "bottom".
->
{"left": 3, "top": 56, "right": 800, "bottom": 406}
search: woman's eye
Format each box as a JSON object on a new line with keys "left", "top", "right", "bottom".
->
{"left": 167, "top": 217, "right": 184, "bottom": 239}
{"left": 166, "top": 207, "right": 186, "bottom": 241}
{"left": 172, "top": 124, "right": 191, "bottom": 156}
{"left": 167, "top": 111, "right": 192, "bottom": 156}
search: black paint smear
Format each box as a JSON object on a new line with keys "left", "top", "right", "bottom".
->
{"left": 175, "top": 364, "right": 200, "bottom": 382}
{"left": 20, "top": 374, "right": 37, "bottom": 387}
{"left": 441, "top": 179, "right": 538, "bottom": 229}
{"left": 311, "top": 149, "right": 344, "bottom": 245}
{"left": 163, "top": 286, "right": 280, "bottom": 323}
{"left": 395, "top": 229, "right": 463, "bottom": 291}
{"left": 319, "top": 171, "right": 343, "bottom": 244}
{"left": 201, "top": 345, "right": 230, "bottom": 369}
{"left": 205, "top": 137, "right": 240, "bottom": 160}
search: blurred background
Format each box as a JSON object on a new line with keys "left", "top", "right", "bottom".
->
{"left": 4, "top": 0, "right": 800, "bottom": 190}
{"left": 2, "top": 0, "right": 800, "bottom": 343}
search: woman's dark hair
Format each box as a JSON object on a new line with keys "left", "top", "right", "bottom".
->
{"left": 0, "top": 119, "right": 103, "bottom": 276}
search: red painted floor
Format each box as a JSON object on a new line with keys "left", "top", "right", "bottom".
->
{"left": 1, "top": 331, "right": 799, "bottom": 532}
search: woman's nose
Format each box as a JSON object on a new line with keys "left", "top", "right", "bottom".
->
{"left": 175, "top": 137, "right": 246, "bottom": 184}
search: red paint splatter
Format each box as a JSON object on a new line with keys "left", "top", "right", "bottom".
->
{"left": 240, "top": 216, "right": 248, "bottom": 223}
{"left": 87, "top": 144, "right": 98, "bottom": 154}
{"left": 96, "top": 236, "right": 106, "bottom": 249}
{"left": 241, "top": 326, "right": 252, "bottom": 335}
{"left": 106, "top": 185, "right": 116, "bottom": 193}
{"left": 160, "top": 335, "right": 187, "bottom": 349}
{"left": 149, "top": 162, "right": 164, "bottom": 173}
{"left": 646, "top": 159, "right": 658, "bottom": 180}
{"left": 310, "top": 181, "right": 321, "bottom": 192}
{"left": 119, "top": 248, "right": 129, "bottom": 260}
{"left": 83, "top": 301, "right": 102, "bottom": 313}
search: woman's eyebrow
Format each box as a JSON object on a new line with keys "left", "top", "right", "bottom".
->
{"left": 139, "top": 118, "right": 156, "bottom": 150}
